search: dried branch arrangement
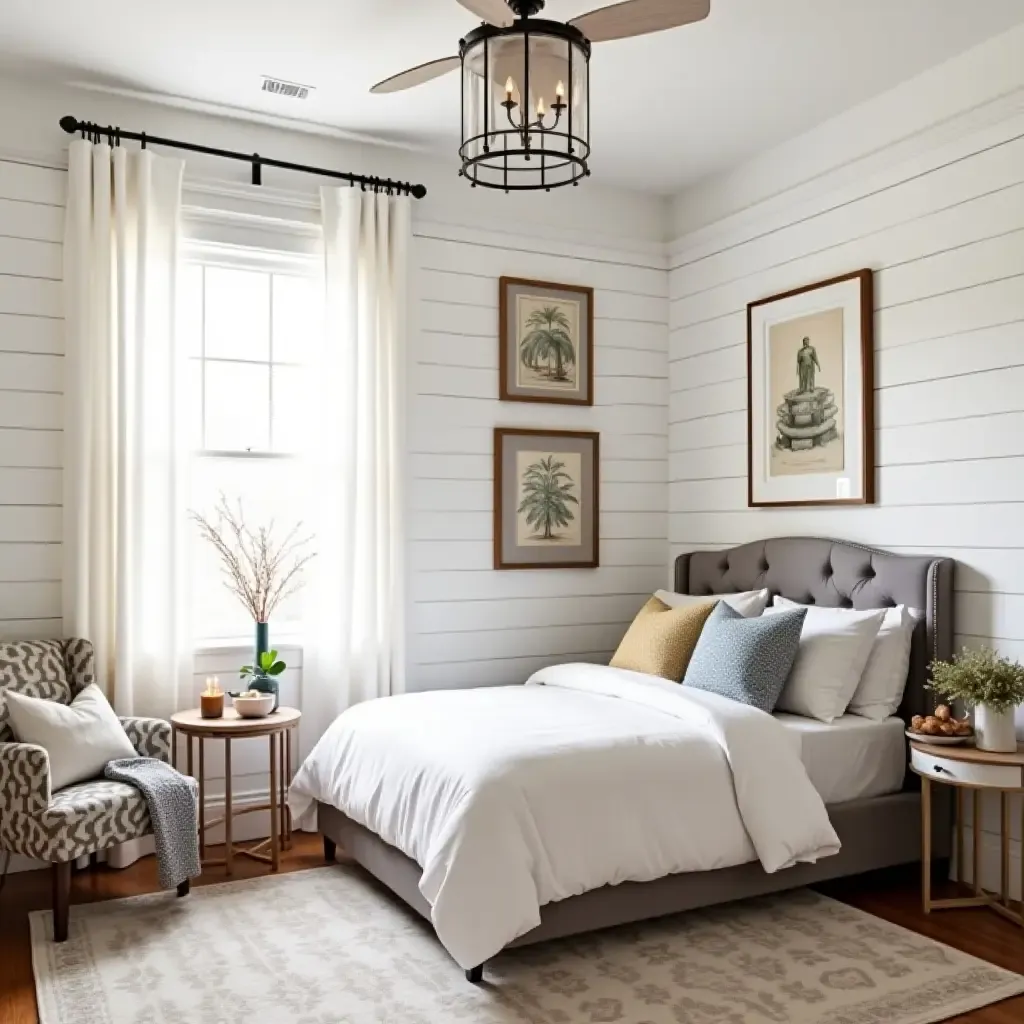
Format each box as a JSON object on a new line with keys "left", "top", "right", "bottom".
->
{"left": 190, "top": 495, "right": 316, "bottom": 623}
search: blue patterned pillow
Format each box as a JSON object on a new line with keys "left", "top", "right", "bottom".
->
{"left": 683, "top": 602, "right": 807, "bottom": 713}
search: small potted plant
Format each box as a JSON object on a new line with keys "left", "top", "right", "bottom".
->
{"left": 928, "top": 647, "right": 1024, "bottom": 752}
{"left": 237, "top": 649, "right": 288, "bottom": 710}
{"left": 191, "top": 496, "right": 314, "bottom": 713}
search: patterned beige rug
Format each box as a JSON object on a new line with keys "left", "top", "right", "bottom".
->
{"left": 31, "top": 865, "right": 1023, "bottom": 1024}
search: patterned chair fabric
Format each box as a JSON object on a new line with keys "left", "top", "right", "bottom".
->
{"left": 0, "top": 639, "right": 170, "bottom": 864}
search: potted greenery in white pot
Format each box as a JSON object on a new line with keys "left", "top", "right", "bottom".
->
{"left": 191, "top": 496, "right": 314, "bottom": 712}
{"left": 928, "top": 647, "right": 1024, "bottom": 752}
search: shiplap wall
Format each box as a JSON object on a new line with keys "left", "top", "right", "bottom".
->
{"left": 668, "top": 107, "right": 1024, "bottom": 897}
{"left": 0, "top": 158, "right": 64, "bottom": 639}
{"left": 406, "top": 227, "right": 669, "bottom": 691}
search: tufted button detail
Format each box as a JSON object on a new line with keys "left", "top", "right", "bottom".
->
{"left": 823, "top": 563, "right": 833, "bottom": 579}
{"left": 760, "top": 559, "right": 769, "bottom": 572}
{"left": 806, "top": 595, "right": 816, "bottom": 604}
{"left": 840, "top": 597, "right": 853, "bottom": 608}
{"left": 864, "top": 566, "right": 876, "bottom": 580}
{"left": 719, "top": 559, "right": 729, "bottom": 572}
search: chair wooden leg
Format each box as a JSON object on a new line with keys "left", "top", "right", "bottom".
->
{"left": 466, "top": 965, "right": 484, "bottom": 984}
{"left": 323, "top": 835, "right": 337, "bottom": 863}
{"left": 52, "top": 862, "right": 71, "bottom": 943}
{"left": 176, "top": 880, "right": 190, "bottom": 898}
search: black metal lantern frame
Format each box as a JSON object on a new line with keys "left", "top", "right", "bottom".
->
{"left": 459, "top": 8, "right": 591, "bottom": 192}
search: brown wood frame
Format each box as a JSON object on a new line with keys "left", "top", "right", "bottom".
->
{"left": 493, "top": 427, "right": 600, "bottom": 570}
{"left": 499, "top": 276, "right": 595, "bottom": 406}
{"left": 746, "top": 268, "right": 875, "bottom": 507}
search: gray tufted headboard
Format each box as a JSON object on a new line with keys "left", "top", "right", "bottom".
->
{"left": 673, "top": 537, "right": 955, "bottom": 723}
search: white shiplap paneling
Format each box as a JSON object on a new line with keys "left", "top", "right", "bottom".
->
{"left": 0, "top": 158, "right": 63, "bottom": 641}
{"left": 407, "top": 229, "right": 668, "bottom": 691}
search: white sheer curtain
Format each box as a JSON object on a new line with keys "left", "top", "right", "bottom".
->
{"left": 302, "top": 188, "right": 410, "bottom": 746}
{"left": 63, "top": 140, "right": 192, "bottom": 721}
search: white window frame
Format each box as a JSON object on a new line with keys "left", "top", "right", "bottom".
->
{"left": 181, "top": 238, "right": 321, "bottom": 651}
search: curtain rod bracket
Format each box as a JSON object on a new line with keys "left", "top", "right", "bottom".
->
{"left": 252, "top": 154, "right": 262, "bottom": 187}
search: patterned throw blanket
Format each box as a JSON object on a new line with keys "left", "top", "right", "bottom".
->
{"left": 104, "top": 758, "right": 201, "bottom": 889}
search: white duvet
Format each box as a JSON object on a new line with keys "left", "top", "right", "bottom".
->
{"left": 289, "top": 663, "right": 840, "bottom": 969}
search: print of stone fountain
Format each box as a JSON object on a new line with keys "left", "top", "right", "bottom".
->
{"left": 775, "top": 338, "right": 839, "bottom": 452}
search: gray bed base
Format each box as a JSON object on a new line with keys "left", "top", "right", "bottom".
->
{"left": 318, "top": 537, "right": 956, "bottom": 980}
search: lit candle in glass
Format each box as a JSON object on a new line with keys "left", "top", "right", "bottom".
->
{"left": 536, "top": 96, "right": 546, "bottom": 118}
{"left": 201, "top": 676, "right": 224, "bottom": 719}
{"left": 505, "top": 76, "right": 516, "bottom": 104}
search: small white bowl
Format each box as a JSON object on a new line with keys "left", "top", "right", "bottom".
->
{"left": 233, "top": 693, "right": 275, "bottom": 719}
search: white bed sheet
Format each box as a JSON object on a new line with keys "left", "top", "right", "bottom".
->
{"left": 774, "top": 712, "right": 906, "bottom": 805}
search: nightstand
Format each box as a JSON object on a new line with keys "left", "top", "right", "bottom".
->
{"left": 910, "top": 740, "right": 1023, "bottom": 927}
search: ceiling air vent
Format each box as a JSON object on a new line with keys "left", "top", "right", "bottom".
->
{"left": 261, "top": 77, "right": 313, "bottom": 100}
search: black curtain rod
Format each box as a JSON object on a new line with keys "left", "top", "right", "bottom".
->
{"left": 59, "top": 115, "right": 427, "bottom": 199}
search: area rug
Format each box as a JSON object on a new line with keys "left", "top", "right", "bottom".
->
{"left": 31, "top": 865, "right": 1024, "bottom": 1024}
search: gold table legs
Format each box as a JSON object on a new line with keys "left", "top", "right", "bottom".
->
{"left": 921, "top": 775, "right": 1023, "bottom": 927}
{"left": 173, "top": 725, "right": 296, "bottom": 876}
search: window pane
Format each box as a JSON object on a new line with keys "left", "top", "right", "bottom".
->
{"left": 204, "top": 360, "right": 270, "bottom": 451}
{"left": 204, "top": 266, "right": 270, "bottom": 361}
{"left": 272, "top": 274, "right": 321, "bottom": 364}
{"left": 179, "top": 262, "right": 203, "bottom": 358}
{"left": 271, "top": 364, "right": 308, "bottom": 453}
{"left": 189, "top": 457, "right": 307, "bottom": 640}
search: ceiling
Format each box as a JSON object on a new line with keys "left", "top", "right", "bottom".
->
{"left": 2, "top": 0, "right": 1022, "bottom": 194}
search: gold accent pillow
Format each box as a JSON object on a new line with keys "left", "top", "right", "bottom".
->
{"left": 610, "top": 596, "right": 719, "bottom": 681}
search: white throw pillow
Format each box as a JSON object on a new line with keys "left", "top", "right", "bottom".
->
{"left": 765, "top": 604, "right": 886, "bottom": 723}
{"left": 655, "top": 588, "right": 770, "bottom": 618}
{"left": 4, "top": 683, "right": 138, "bottom": 791}
{"left": 774, "top": 597, "right": 916, "bottom": 720}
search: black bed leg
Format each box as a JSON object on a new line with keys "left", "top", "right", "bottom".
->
{"left": 466, "top": 965, "right": 484, "bottom": 984}
{"left": 323, "top": 835, "right": 337, "bottom": 863}
{"left": 176, "top": 880, "right": 190, "bottom": 898}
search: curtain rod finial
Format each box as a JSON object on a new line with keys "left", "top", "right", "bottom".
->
{"left": 59, "top": 116, "right": 79, "bottom": 135}
{"left": 411, "top": 184, "right": 427, "bottom": 199}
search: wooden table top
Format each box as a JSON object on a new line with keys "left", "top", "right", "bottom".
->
{"left": 910, "top": 740, "right": 1023, "bottom": 766}
{"left": 171, "top": 706, "right": 301, "bottom": 736}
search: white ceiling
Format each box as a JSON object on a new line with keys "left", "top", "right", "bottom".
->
{"left": 2, "top": 0, "right": 1022, "bottom": 194}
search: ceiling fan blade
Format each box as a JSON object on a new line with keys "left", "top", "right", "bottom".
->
{"left": 457, "top": 0, "right": 515, "bottom": 28}
{"left": 370, "top": 56, "right": 461, "bottom": 95}
{"left": 570, "top": 0, "right": 710, "bottom": 43}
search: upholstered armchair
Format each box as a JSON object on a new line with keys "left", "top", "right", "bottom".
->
{"left": 0, "top": 639, "right": 176, "bottom": 941}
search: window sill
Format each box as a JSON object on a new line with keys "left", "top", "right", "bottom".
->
{"left": 195, "top": 635, "right": 305, "bottom": 654}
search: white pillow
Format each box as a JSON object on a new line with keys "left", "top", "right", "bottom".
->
{"left": 4, "top": 683, "right": 138, "bottom": 791}
{"left": 765, "top": 604, "right": 886, "bottom": 723}
{"left": 774, "top": 597, "right": 916, "bottom": 720}
{"left": 655, "top": 588, "right": 770, "bottom": 618}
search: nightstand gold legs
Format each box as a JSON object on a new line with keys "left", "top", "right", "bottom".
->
{"left": 921, "top": 775, "right": 931, "bottom": 913}
{"left": 920, "top": 778, "right": 1023, "bottom": 926}
{"left": 973, "top": 788, "right": 982, "bottom": 896}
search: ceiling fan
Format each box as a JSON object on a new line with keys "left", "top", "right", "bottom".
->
{"left": 371, "top": 0, "right": 711, "bottom": 192}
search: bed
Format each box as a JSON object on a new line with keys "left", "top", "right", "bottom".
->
{"left": 300, "top": 537, "right": 955, "bottom": 981}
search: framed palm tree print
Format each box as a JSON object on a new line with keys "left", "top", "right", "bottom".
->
{"left": 494, "top": 428, "right": 600, "bottom": 570}
{"left": 499, "top": 277, "right": 594, "bottom": 405}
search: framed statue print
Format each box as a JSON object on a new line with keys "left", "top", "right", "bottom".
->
{"left": 499, "top": 277, "right": 594, "bottom": 406}
{"left": 494, "top": 428, "right": 600, "bottom": 570}
{"left": 747, "top": 269, "right": 875, "bottom": 507}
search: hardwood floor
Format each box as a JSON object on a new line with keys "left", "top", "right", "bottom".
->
{"left": 1, "top": 839, "right": 1021, "bottom": 1023}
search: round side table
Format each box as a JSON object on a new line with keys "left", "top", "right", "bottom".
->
{"left": 910, "top": 739, "right": 1023, "bottom": 928}
{"left": 170, "top": 706, "right": 301, "bottom": 875}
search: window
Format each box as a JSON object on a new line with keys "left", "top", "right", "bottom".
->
{"left": 180, "top": 245, "right": 323, "bottom": 644}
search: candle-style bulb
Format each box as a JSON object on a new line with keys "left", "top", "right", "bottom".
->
{"left": 537, "top": 96, "right": 546, "bottom": 117}
{"left": 505, "top": 76, "right": 515, "bottom": 99}
{"left": 556, "top": 80, "right": 565, "bottom": 99}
